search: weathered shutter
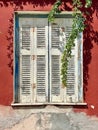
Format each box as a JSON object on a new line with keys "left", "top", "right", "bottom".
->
{"left": 50, "top": 18, "right": 82, "bottom": 103}
{"left": 50, "top": 23, "right": 63, "bottom": 102}
{"left": 19, "top": 27, "right": 32, "bottom": 103}
{"left": 65, "top": 26, "right": 79, "bottom": 103}
{"left": 34, "top": 25, "right": 48, "bottom": 103}
{"left": 77, "top": 33, "right": 83, "bottom": 102}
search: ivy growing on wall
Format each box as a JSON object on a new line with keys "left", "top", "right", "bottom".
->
{"left": 48, "top": 0, "right": 92, "bottom": 87}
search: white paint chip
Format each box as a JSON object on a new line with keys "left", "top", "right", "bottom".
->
{"left": 91, "top": 105, "right": 95, "bottom": 109}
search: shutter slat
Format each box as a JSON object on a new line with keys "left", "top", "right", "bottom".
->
{"left": 21, "top": 55, "right": 31, "bottom": 95}
{"left": 65, "top": 26, "right": 79, "bottom": 103}
{"left": 37, "top": 56, "right": 46, "bottom": 96}
{"left": 51, "top": 55, "right": 60, "bottom": 96}
{"left": 66, "top": 26, "right": 72, "bottom": 40}
{"left": 22, "top": 27, "right": 30, "bottom": 50}
{"left": 37, "top": 27, "right": 45, "bottom": 48}
{"left": 66, "top": 26, "right": 76, "bottom": 100}
{"left": 51, "top": 24, "right": 59, "bottom": 48}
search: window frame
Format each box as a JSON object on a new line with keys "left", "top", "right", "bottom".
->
{"left": 12, "top": 11, "right": 87, "bottom": 106}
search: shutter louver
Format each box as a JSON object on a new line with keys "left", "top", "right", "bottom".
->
{"left": 19, "top": 27, "right": 32, "bottom": 103}
{"left": 37, "top": 55, "right": 46, "bottom": 95}
{"left": 51, "top": 55, "right": 60, "bottom": 95}
{"left": 66, "top": 56, "right": 75, "bottom": 96}
{"left": 37, "top": 27, "right": 45, "bottom": 48}
{"left": 65, "top": 26, "right": 78, "bottom": 103}
{"left": 50, "top": 23, "right": 63, "bottom": 102}
{"left": 22, "top": 27, "right": 30, "bottom": 50}
{"left": 21, "top": 55, "right": 31, "bottom": 95}
{"left": 51, "top": 24, "right": 59, "bottom": 48}
{"left": 66, "top": 26, "right": 75, "bottom": 95}
{"left": 66, "top": 26, "right": 72, "bottom": 40}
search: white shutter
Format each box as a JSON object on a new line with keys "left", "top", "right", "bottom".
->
{"left": 50, "top": 19, "right": 73, "bottom": 103}
{"left": 19, "top": 27, "right": 32, "bottom": 103}
{"left": 77, "top": 33, "right": 83, "bottom": 102}
{"left": 50, "top": 18, "right": 82, "bottom": 103}
{"left": 33, "top": 24, "right": 48, "bottom": 103}
{"left": 65, "top": 26, "right": 79, "bottom": 103}
{"left": 50, "top": 23, "right": 63, "bottom": 102}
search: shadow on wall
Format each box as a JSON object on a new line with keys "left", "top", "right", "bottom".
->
{"left": 0, "top": 0, "right": 98, "bottom": 100}
{"left": 82, "top": 0, "right": 98, "bottom": 101}
{"left": 0, "top": 0, "right": 72, "bottom": 75}
{"left": 6, "top": 14, "right": 14, "bottom": 75}
{"left": 0, "top": 0, "right": 72, "bottom": 10}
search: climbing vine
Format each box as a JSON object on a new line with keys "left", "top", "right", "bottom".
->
{"left": 48, "top": 0, "right": 62, "bottom": 22}
{"left": 48, "top": 0, "right": 92, "bottom": 87}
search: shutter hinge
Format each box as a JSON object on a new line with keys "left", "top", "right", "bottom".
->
{"left": 32, "top": 55, "right": 36, "bottom": 60}
{"left": 32, "top": 28, "right": 35, "bottom": 32}
{"left": 32, "top": 83, "right": 36, "bottom": 88}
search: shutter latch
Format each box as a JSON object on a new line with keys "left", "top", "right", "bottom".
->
{"left": 32, "top": 55, "right": 36, "bottom": 60}
{"left": 32, "top": 83, "right": 36, "bottom": 88}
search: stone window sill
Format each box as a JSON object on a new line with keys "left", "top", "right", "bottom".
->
{"left": 11, "top": 102, "right": 87, "bottom": 107}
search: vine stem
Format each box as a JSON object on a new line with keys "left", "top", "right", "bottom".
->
{"left": 48, "top": 0, "right": 92, "bottom": 87}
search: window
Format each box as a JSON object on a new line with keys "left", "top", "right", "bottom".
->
{"left": 13, "top": 12, "right": 84, "bottom": 105}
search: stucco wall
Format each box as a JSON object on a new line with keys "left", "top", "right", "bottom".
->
{"left": 0, "top": 0, "right": 98, "bottom": 116}
{"left": 0, "top": 105, "right": 98, "bottom": 130}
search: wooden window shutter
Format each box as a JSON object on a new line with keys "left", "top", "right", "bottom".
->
{"left": 65, "top": 26, "right": 83, "bottom": 103}
{"left": 50, "top": 18, "right": 83, "bottom": 103}
{"left": 77, "top": 32, "right": 83, "bottom": 102}
{"left": 19, "top": 27, "right": 32, "bottom": 103}
{"left": 50, "top": 23, "right": 63, "bottom": 102}
{"left": 33, "top": 23, "right": 48, "bottom": 103}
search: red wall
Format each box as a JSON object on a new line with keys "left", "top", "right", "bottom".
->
{"left": 0, "top": 0, "right": 98, "bottom": 116}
